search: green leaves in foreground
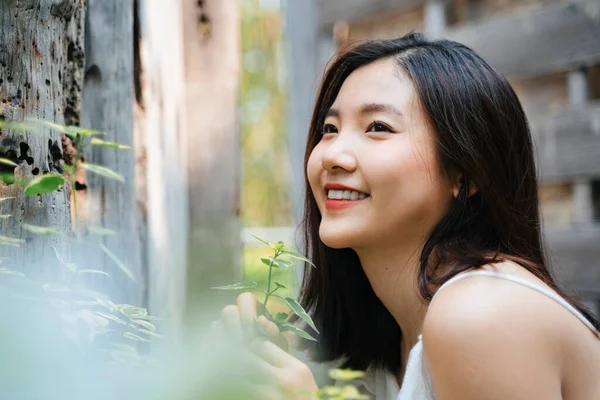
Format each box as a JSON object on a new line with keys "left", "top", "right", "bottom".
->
{"left": 24, "top": 174, "right": 65, "bottom": 195}
{"left": 284, "top": 296, "right": 318, "bottom": 333}
{"left": 81, "top": 162, "right": 124, "bottom": 183}
{"left": 90, "top": 137, "right": 133, "bottom": 150}
{"left": 211, "top": 282, "right": 258, "bottom": 291}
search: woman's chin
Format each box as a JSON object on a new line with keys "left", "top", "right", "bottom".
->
{"left": 319, "top": 226, "right": 358, "bottom": 249}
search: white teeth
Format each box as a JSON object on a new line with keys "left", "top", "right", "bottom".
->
{"left": 327, "top": 189, "right": 368, "bottom": 200}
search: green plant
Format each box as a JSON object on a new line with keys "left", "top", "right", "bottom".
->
{"left": 0, "top": 117, "right": 157, "bottom": 363}
{"left": 213, "top": 235, "right": 370, "bottom": 399}
{"left": 212, "top": 234, "right": 317, "bottom": 341}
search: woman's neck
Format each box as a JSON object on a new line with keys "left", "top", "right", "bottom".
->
{"left": 354, "top": 242, "right": 429, "bottom": 358}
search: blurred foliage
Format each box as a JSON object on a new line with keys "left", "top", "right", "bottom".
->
{"left": 240, "top": 0, "right": 293, "bottom": 227}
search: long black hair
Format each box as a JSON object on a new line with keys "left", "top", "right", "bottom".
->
{"left": 296, "top": 32, "right": 600, "bottom": 374}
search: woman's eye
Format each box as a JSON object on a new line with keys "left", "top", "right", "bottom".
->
{"left": 366, "top": 121, "right": 393, "bottom": 133}
{"left": 321, "top": 123, "right": 338, "bottom": 134}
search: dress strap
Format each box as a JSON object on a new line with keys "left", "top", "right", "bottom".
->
{"left": 429, "top": 270, "right": 600, "bottom": 338}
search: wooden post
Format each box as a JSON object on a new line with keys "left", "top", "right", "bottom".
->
{"left": 81, "top": 0, "right": 143, "bottom": 304}
{"left": 568, "top": 69, "right": 594, "bottom": 226}
{"left": 138, "top": 0, "right": 242, "bottom": 331}
{"left": 137, "top": 0, "right": 190, "bottom": 331}
{"left": 0, "top": 0, "right": 84, "bottom": 276}
{"left": 424, "top": 0, "right": 447, "bottom": 38}
{"left": 180, "top": 0, "right": 242, "bottom": 324}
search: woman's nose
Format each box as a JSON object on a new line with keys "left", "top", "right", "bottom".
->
{"left": 320, "top": 135, "right": 357, "bottom": 173}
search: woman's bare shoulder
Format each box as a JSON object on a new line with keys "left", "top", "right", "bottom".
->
{"left": 420, "top": 265, "right": 571, "bottom": 399}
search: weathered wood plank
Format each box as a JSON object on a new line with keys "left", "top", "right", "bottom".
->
{"left": 137, "top": 0, "right": 189, "bottom": 329}
{"left": 546, "top": 226, "right": 600, "bottom": 297}
{"left": 286, "top": 0, "right": 320, "bottom": 224}
{"left": 181, "top": 0, "right": 242, "bottom": 323}
{"left": 445, "top": 2, "right": 600, "bottom": 78}
{"left": 533, "top": 102, "right": 600, "bottom": 181}
{"left": 318, "top": 0, "right": 422, "bottom": 30}
{"left": 0, "top": 0, "right": 83, "bottom": 278}
{"left": 81, "top": 0, "right": 142, "bottom": 304}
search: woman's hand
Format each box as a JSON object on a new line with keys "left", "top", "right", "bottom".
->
{"left": 210, "top": 292, "right": 293, "bottom": 349}
{"left": 248, "top": 336, "right": 319, "bottom": 400}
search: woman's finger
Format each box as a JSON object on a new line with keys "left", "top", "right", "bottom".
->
{"left": 250, "top": 337, "right": 298, "bottom": 368}
{"left": 220, "top": 305, "right": 243, "bottom": 340}
{"left": 257, "top": 315, "right": 289, "bottom": 352}
{"left": 237, "top": 292, "right": 258, "bottom": 337}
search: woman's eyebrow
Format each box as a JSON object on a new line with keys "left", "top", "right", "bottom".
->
{"left": 359, "top": 103, "right": 403, "bottom": 116}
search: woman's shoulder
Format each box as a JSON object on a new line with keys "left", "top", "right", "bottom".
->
{"left": 420, "top": 262, "right": 589, "bottom": 398}
{"left": 422, "top": 262, "right": 589, "bottom": 348}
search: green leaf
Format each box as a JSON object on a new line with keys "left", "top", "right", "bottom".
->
{"left": 274, "top": 282, "right": 287, "bottom": 289}
{"left": 93, "top": 311, "right": 127, "bottom": 326}
{"left": 328, "top": 369, "right": 366, "bottom": 382}
{"left": 90, "top": 137, "right": 133, "bottom": 150}
{"left": 24, "top": 174, "right": 65, "bottom": 195}
{"left": 275, "top": 258, "right": 293, "bottom": 271}
{"left": 248, "top": 233, "right": 272, "bottom": 247}
{"left": 36, "top": 120, "right": 102, "bottom": 138}
{"left": 100, "top": 244, "right": 136, "bottom": 282}
{"left": 211, "top": 281, "right": 258, "bottom": 291}
{"left": 0, "top": 158, "right": 17, "bottom": 167}
{"left": 0, "top": 235, "right": 24, "bottom": 247}
{"left": 123, "top": 332, "right": 151, "bottom": 343}
{"left": 23, "top": 223, "right": 65, "bottom": 237}
{"left": 0, "top": 267, "right": 26, "bottom": 277}
{"left": 260, "top": 257, "right": 274, "bottom": 267}
{"left": 0, "top": 120, "right": 32, "bottom": 133}
{"left": 131, "top": 319, "right": 156, "bottom": 331}
{"left": 138, "top": 328, "right": 162, "bottom": 338}
{"left": 338, "top": 385, "right": 370, "bottom": 399}
{"left": 282, "top": 250, "right": 316, "bottom": 268}
{"left": 278, "top": 322, "right": 317, "bottom": 341}
{"left": 77, "top": 269, "right": 111, "bottom": 277}
{"left": 81, "top": 163, "right": 124, "bottom": 183}
{"left": 261, "top": 256, "right": 292, "bottom": 271}
{"left": 284, "top": 297, "right": 319, "bottom": 333}
{"left": 117, "top": 304, "right": 148, "bottom": 318}
{"left": 275, "top": 312, "right": 288, "bottom": 321}
{"left": 87, "top": 225, "right": 116, "bottom": 236}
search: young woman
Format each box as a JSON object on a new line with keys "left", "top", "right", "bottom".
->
{"left": 217, "top": 32, "right": 600, "bottom": 399}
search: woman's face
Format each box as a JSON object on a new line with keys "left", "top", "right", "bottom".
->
{"left": 307, "top": 57, "right": 455, "bottom": 250}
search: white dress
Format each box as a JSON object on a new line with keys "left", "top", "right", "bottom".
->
{"left": 353, "top": 270, "right": 600, "bottom": 400}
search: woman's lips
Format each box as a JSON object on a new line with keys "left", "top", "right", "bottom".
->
{"left": 325, "top": 197, "right": 368, "bottom": 210}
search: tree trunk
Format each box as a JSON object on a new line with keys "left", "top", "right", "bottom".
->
{"left": 0, "top": 0, "right": 84, "bottom": 276}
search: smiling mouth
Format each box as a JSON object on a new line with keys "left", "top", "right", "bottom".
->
{"left": 326, "top": 189, "right": 369, "bottom": 200}
{"left": 325, "top": 190, "right": 370, "bottom": 210}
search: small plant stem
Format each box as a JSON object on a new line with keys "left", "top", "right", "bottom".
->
{"left": 262, "top": 250, "right": 281, "bottom": 314}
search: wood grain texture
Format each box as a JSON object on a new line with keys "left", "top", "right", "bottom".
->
{"left": 318, "top": 0, "right": 422, "bottom": 30}
{"left": 445, "top": 2, "right": 600, "bottom": 78}
{"left": 137, "top": 0, "right": 189, "bottom": 328}
{"left": 533, "top": 102, "right": 600, "bottom": 181}
{"left": 181, "top": 0, "right": 242, "bottom": 323}
{"left": 79, "top": 0, "right": 142, "bottom": 304}
{"left": 0, "top": 0, "right": 83, "bottom": 278}
{"left": 546, "top": 225, "right": 600, "bottom": 297}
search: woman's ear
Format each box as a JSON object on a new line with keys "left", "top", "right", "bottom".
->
{"left": 452, "top": 172, "right": 478, "bottom": 198}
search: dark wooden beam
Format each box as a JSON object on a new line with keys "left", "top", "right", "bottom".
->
{"left": 533, "top": 102, "right": 600, "bottom": 182}
{"left": 445, "top": 3, "right": 600, "bottom": 78}
{"left": 546, "top": 225, "right": 600, "bottom": 297}
{"left": 318, "top": 0, "right": 422, "bottom": 30}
